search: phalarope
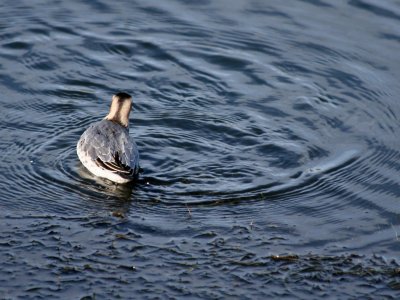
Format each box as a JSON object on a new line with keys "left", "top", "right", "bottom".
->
{"left": 77, "top": 92, "right": 140, "bottom": 183}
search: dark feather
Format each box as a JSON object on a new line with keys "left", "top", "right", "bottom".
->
{"left": 95, "top": 151, "right": 137, "bottom": 179}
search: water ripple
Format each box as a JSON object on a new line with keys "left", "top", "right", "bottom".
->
{"left": 0, "top": 0, "right": 399, "bottom": 297}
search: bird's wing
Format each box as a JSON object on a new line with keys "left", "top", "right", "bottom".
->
{"left": 81, "top": 120, "right": 139, "bottom": 178}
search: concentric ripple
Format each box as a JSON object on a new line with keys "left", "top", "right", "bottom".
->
{"left": 1, "top": 0, "right": 400, "bottom": 298}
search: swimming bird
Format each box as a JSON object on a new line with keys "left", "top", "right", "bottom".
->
{"left": 77, "top": 92, "right": 140, "bottom": 184}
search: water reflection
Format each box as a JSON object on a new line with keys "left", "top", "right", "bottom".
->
{"left": 76, "top": 164, "right": 134, "bottom": 200}
{"left": 0, "top": 0, "right": 399, "bottom": 298}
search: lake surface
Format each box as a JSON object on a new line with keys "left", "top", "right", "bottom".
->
{"left": 1, "top": 0, "right": 400, "bottom": 298}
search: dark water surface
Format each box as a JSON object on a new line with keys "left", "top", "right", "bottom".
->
{"left": 1, "top": 0, "right": 400, "bottom": 298}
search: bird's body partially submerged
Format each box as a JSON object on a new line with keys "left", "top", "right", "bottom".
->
{"left": 77, "top": 93, "right": 140, "bottom": 184}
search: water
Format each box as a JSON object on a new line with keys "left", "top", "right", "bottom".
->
{"left": 1, "top": 0, "right": 400, "bottom": 298}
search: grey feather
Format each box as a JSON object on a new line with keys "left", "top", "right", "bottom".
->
{"left": 78, "top": 119, "right": 139, "bottom": 179}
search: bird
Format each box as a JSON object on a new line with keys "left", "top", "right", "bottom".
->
{"left": 77, "top": 92, "right": 140, "bottom": 184}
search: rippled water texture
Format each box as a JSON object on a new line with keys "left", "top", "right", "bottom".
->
{"left": 1, "top": 0, "right": 400, "bottom": 298}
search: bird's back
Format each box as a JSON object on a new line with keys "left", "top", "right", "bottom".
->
{"left": 77, "top": 119, "right": 139, "bottom": 182}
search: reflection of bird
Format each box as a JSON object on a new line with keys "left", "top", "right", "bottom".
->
{"left": 77, "top": 92, "right": 140, "bottom": 184}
